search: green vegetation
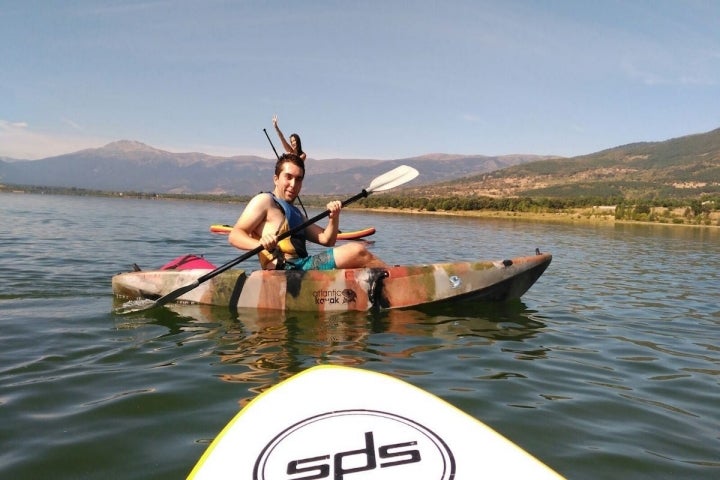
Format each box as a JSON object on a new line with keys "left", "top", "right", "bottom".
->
{"left": 408, "top": 127, "right": 720, "bottom": 204}
{"left": 355, "top": 193, "right": 720, "bottom": 226}
{"left": 3, "top": 184, "right": 719, "bottom": 226}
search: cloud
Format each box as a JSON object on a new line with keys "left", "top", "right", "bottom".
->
{"left": 61, "top": 117, "right": 84, "bottom": 131}
{"left": 0, "top": 119, "right": 270, "bottom": 160}
{"left": 620, "top": 41, "right": 719, "bottom": 87}
{"left": 0, "top": 119, "right": 108, "bottom": 160}
{"left": 1, "top": 120, "right": 29, "bottom": 130}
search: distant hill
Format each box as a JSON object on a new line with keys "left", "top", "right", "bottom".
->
{"left": 404, "top": 128, "right": 720, "bottom": 200}
{"left": 0, "top": 141, "right": 273, "bottom": 195}
{"left": 3, "top": 128, "right": 720, "bottom": 200}
{"left": 0, "top": 140, "right": 547, "bottom": 195}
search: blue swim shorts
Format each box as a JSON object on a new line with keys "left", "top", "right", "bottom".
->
{"left": 283, "top": 249, "right": 337, "bottom": 271}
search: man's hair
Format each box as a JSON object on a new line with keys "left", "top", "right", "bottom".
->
{"left": 275, "top": 153, "right": 305, "bottom": 177}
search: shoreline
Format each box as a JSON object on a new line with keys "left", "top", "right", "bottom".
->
{"left": 358, "top": 206, "right": 720, "bottom": 229}
{"left": 3, "top": 187, "right": 717, "bottom": 229}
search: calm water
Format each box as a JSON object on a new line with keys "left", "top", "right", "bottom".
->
{"left": 1, "top": 192, "right": 719, "bottom": 479}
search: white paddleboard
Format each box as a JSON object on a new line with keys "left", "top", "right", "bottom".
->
{"left": 188, "top": 365, "right": 564, "bottom": 479}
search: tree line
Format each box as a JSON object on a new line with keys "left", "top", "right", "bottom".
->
{"left": 3, "top": 183, "right": 718, "bottom": 225}
{"left": 354, "top": 194, "right": 720, "bottom": 225}
{"left": 358, "top": 194, "right": 717, "bottom": 212}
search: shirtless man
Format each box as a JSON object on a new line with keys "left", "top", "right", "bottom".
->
{"left": 228, "top": 153, "right": 386, "bottom": 270}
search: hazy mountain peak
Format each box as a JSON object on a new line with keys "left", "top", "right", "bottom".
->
{"left": 101, "top": 140, "right": 160, "bottom": 153}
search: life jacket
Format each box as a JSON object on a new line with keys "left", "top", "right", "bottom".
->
{"left": 257, "top": 193, "right": 308, "bottom": 269}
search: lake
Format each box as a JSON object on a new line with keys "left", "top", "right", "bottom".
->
{"left": 1, "top": 191, "right": 718, "bottom": 479}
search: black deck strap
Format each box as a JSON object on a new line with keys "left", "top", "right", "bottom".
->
{"left": 285, "top": 270, "right": 305, "bottom": 298}
{"left": 228, "top": 273, "right": 247, "bottom": 313}
{"left": 368, "top": 269, "right": 390, "bottom": 310}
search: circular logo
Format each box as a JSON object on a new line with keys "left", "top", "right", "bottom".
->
{"left": 253, "top": 409, "right": 456, "bottom": 479}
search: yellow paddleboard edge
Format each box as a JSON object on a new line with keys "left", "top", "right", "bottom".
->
{"left": 188, "top": 364, "right": 565, "bottom": 479}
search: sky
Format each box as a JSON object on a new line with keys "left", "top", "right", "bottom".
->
{"left": 1, "top": 0, "right": 719, "bottom": 161}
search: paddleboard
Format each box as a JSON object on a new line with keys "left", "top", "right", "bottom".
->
{"left": 188, "top": 365, "right": 564, "bottom": 479}
{"left": 210, "top": 224, "right": 376, "bottom": 240}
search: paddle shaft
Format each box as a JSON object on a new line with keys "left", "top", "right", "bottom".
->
{"left": 201, "top": 189, "right": 366, "bottom": 280}
{"left": 263, "top": 128, "right": 280, "bottom": 160}
{"left": 263, "top": 128, "right": 309, "bottom": 216}
{"left": 153, "top": 189, "right": 369, "bottom": 307}
{"left": 141, "top": 164, "right": 418, "bottom": 311}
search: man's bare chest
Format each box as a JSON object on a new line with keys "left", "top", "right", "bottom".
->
{"left": 262, "top": 205, "right": 286, "bottom": 234}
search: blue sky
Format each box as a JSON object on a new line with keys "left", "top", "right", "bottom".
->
{"left": 2, "top": 0, "right": 719, "bottom": 160}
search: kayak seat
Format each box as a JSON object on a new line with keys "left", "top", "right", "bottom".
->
{"left": 160, "top": 254, "right": 217, "bottom": 270}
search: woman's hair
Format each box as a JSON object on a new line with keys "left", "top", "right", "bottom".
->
{"left": 290, "top": 133, "right": 304, "bottom": 156}
{"left": 274, "top": 153, "right": 305, "bottom": 177}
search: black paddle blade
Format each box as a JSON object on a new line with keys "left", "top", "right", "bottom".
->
{"left": 114, "top": 279, "right": 200, "bottom": 314}
{"left": 114, "top": 298, "right": 157, "bottom": 315}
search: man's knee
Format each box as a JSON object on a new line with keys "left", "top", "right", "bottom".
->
{"left": 342, "top": 242, "right": 367, "bottom": 256}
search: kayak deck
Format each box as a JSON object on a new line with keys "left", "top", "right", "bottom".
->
{"left": 112, "top": 252, "right": 551, "bottom": 312}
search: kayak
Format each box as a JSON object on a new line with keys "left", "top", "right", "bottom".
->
{"left": 188, "top": 364, "right": 565, "bottom": 479}
{"left": 210, "top": 224, "right": 376, "bottom": 240}
{"left": 112, "top": 251, "right": 551, "bottom": 312}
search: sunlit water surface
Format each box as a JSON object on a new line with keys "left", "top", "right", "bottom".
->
{"left": 1, "top": 192, "right": 718, "bottom": 479}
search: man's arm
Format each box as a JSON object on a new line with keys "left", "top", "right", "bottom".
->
{"left": 305, "top": 200, "right": 341, "bottom": 246}
{"left": 228, "top": 194, "right": 273, "bottom": 251}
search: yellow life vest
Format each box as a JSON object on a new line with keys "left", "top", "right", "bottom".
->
{"left": 258, "top": 193, "right": 308, "bottom": 269}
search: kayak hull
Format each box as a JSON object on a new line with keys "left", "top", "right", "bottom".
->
{"left": 112, "top": 253, "right": 551, "bottom": 312}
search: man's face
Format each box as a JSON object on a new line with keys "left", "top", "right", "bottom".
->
{"left": 274, "top": 162, "right": 304, "bottom": 201}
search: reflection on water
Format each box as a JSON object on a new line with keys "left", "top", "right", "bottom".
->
{"left": 117, "top": 299, "right": 550, "bottom": 405}
{"left": 6, "top": 194, "right": 720, "bottom": 479}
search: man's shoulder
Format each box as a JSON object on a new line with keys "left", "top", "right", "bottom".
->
{"left": 244, "top": 191, "right": 273, "bottom": 211}
{"left": 250, "top": 191, "right": 273, "bottom": 202}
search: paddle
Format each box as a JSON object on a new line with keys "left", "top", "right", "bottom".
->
{"left": 116, "top": 165, "right": 419, "bottom": 314}
{"left": 263, "top": 128, "right": 281, "bottom": 159}
{"left": 264, "top": 127, "right": 310, "bottom": 216}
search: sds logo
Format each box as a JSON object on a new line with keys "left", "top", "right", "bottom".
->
{"left": 253, "top": 409, "right": 455, "bottom": 480}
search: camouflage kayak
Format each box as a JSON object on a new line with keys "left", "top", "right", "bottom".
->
{"left": 112, "top": 252, "right": 551, "bottom": 312}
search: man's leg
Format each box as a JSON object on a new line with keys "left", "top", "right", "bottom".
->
{"left": 332, "top": 243, "right": 387, "bottom": 269}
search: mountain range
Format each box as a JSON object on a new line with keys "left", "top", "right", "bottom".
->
{"left": 2, "top": 127, "right": 720, "bottom": 200}
{"left": 0, "top": 141, "right": 549, "bottom": 196}
{"left": 403, "top": 127, "right": 720, "bottom": 200}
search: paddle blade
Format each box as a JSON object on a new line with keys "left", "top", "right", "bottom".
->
{"left": 114, "top": 279, "right": 201, "bottom": 315}
{"left": 114, "top": 298, "right": 157, "bottom": 315}
{"left": 366, "top": 165, "right": 419, "bottom": 193}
